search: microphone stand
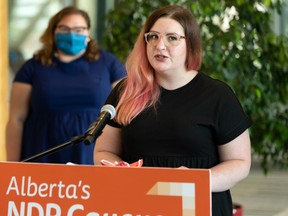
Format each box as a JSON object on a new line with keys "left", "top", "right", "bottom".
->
{"left": 21, "top": 134, "right": 86, "bottom": 162}
{"left": 21, "top": 105, "right": 115, "bottom": 162}
{"left": 21, "top": 104, "right": 115, "bottom": 163}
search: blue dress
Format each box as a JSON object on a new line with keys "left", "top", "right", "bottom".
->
{"left": 14, "top": 50, "right": 126, "bottom": 164}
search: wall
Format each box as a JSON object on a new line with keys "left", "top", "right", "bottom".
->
{"left": 0, "top": 0, "right": 8, "bottom": 161}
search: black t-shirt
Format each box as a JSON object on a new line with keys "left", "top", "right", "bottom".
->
{"left": 105, "top": 72, "right": 252, "bottom": 215}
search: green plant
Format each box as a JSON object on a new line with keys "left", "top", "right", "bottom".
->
{"left": 101, "top": 0, "right": 288, "bottom": 173}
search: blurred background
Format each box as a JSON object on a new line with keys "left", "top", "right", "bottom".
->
{"left": 1, "top": 0, "right": 115, "bottom": 162}
{"left": 7, "top": 0, "right": 115, "bottom": 78}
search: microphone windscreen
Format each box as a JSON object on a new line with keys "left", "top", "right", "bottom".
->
{"left": 100, "top": 104, "right": 116, "bottom": 119}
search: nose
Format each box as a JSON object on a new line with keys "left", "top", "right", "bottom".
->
{"left": 155, "top": 36, "right": 166, "bottom": 49}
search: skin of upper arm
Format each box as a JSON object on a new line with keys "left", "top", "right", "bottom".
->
{"left": 208, "top": 129, "right": 251, "bottom": 192}
{"left": 6, "top": 82, "right": 32, "bottom": 161}
{"left": 93, "top": 125, "right": 122, "bottom": 163}
{"left": 218, "top": 129, "right": 251, "bottom": 164}
{"left": 8, "top": 82, "right": 32, "bottom": 123}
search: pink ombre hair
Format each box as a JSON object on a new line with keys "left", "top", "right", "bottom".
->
{"left": 116, "top": 5, "right": 202, "bottom": 125}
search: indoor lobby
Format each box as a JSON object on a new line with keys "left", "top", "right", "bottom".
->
{"left": 1, "top": 1, "right": 287, "bottom": 215}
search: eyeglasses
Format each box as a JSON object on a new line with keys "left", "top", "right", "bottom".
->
{"left": 56, "top": 25, "right": 88, "bottom": 34}
{"left": 144, "top": 32, "right": 186, "bottom": 47}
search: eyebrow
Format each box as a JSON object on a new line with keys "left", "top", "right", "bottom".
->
{"left": 57, "top": 24, "right": 88, "bottom": 28}
{"left": 149, "top": 30, "right": 182, "bottom": 35}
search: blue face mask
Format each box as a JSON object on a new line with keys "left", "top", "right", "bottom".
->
{"left": 55, "top": 33, "right": 87, "bottom": 55}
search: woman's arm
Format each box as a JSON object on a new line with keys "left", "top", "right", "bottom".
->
{"left": 211, "top": 129, "right": 251, "bottom": 192}
{"left": 93, "top": 125, "right": 123, "bottom": 165}
{"left": 6, "top": 82, "right": 32, "bottom": 161}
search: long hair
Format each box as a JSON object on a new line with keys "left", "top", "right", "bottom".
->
{"left": 116, "top": 5, "right": 202, "bottom": 125}
{"left": 34, "top": 6, "right": 100, "bottom": 66}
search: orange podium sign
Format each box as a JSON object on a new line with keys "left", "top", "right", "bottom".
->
{"left": 0, "top": 162, "right": 211, "bottom": 216}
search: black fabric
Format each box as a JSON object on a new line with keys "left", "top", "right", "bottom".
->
{"left": 105, "top": 72, "right": 252, "bottom": 216}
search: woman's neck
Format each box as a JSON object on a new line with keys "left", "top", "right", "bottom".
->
{"left": 56, "top": 50, "right": 85, "bottom": 63}
{"left": 157, "top": 70, "right": 198, "bottom": 90}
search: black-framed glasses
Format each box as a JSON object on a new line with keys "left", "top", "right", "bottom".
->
{"left": 56, "top": 25, "right": 88, "bottom": 34}
{"left": 144, "top": 31, "right": 186, "bottom": 47}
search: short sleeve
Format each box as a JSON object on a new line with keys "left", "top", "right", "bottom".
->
{"left": 101, "top": 50, "right": 127, "bottom": 83}
{"left": 104, "top": 78, "right": 126, "bottom": 128}
{"left": 215, "top": 83, "right": 252, "bottom": 144}
{"left": 13, "top": 58, "right": 37, "bottom": 85}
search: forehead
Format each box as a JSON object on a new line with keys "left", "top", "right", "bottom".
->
{"left": 58, "top": 14, "right": 87, "bottom": 26}
{"left": 150, "top": 17, "right": 184, "bottom": 34}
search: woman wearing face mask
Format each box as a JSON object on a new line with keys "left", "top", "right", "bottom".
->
{"left": 94, "top": 5, "right": 252, "bottom": 215}
{"left": 6, "top": 6, "right": 126, "bottom": 164}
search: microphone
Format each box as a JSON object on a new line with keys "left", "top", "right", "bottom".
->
{"left": 83, "top": 104, "right": 116, "bottom": 145}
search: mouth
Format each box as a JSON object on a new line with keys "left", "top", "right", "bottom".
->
{"left": 154, "top": 54, "right": 169, "bottom": 59}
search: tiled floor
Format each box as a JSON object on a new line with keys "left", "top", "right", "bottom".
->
{"left": 231, "top": 161, "right": 288, "bottom": 216}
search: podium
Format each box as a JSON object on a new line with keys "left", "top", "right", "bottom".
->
{"left": 0, "top": 162, "right": 211, "bottom": 216}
